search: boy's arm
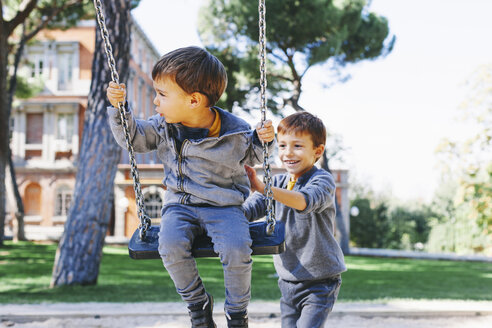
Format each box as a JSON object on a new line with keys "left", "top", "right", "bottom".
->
{"left": 107, "top": 105, "right": 162, "bottom": 153}
{"left": 246, "top": 165, "right": 335, "bottom": 213}
{"left": 242, "top": 191, "right": 267, "bottom": 222}
{"left": 242, "top": 165, "right": 268, "bottom": 221}
{"left": 270, "top": 187, "right": 307, "bottom": 211}
{"left": 106, "top": 82, "right": 162, "bottom": 152}
{"left": 296, "top": 172, "right": 336, "bottom": 214}
{"left": 245, "top": 164, "right": 306, "bottom": 211}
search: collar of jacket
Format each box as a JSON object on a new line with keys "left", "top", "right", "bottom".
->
{"left": 157, "top": 106, "right": 251, "bottom": 137}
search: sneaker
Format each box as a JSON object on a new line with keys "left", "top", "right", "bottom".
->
{"left": 187, "top": 292, "right": 216, "bottom": 328}
{"left": 226, "top": 310, "right": 248, "bottom": 328}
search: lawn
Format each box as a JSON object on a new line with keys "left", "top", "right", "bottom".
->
{"left": 1, "top": 241, "right": 491, "bottom": 303}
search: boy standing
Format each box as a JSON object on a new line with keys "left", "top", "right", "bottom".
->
{"left": 243, "top": 112, "right": 346, "bottom": 328}
{"left": 107, "top": 46, "right": 274, "bottom": 328}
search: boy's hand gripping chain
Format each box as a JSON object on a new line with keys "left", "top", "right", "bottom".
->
{"left": 259, "top": 0, "right": 276, "bottom": 235}
{"left": 93, "top": 0, "right": 151, "bottom": 239}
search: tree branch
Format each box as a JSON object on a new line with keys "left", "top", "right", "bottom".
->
{"left": 300, "top": 65, "right": 312, "bottom": 80}
{"left": 268, "top": 73, "right": 294, "bottom": 83}
{"left": 5, "top": 0, "right": 38, "bottom": 36}
{"left": 269, "top": 50, "right": 287, "bottom": 64}
{"left": 23, "top": 0, "right": 83, "bottom": 42}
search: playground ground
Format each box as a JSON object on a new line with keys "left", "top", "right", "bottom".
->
{"left": 2, "top": 300, "right": 491, "bottom": 328}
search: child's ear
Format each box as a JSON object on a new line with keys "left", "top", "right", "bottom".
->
{"left": 190, "top": 92, "right": 208, "bottom": 107}
{"left": 314, "top": 144, "right": 325, "bottom": 159}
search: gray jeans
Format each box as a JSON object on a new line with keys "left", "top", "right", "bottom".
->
{"left": 278, "top": 275, "right": 341, "bottom": 328}
{"left": 158, "top": 204, "right": 252, "bottom": 313}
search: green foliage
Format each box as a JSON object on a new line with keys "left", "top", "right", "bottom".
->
{"left": 350, "top": 196, "right": 435, "bottom": 250}
{"left": 459, "top": 163, "right": 492, "bottom": 237}
{"left": 429, "top": 64, "right": 492, "bottom": 255}
{"left": 386, "top": 206, "right": 434, "bottom": 250}
{"left": 198, "top": 0, "right": 394, "bottom": 112}
{"left": 4, "top": 0, "right": 95, "bottom": 33}
{"left": 2, "top": 241, "right": 492, "bottom": 303}
{"left": 427, "top": 164, "right": 492, "bottom": 255}
{"left": 8, "top": 75, "right": 43, "bottom": 99}
{"left": 349, "top": 197, "right": 390, "bottom": 248}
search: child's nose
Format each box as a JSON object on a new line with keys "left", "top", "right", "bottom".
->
{"left": 153, "top": 97, "right": 159, "bottom": 106}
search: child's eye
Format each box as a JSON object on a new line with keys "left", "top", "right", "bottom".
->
{"left": 278, "top": 144, "right": 286, "bottom": 148}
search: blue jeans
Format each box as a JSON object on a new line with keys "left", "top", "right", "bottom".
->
{"left": 158, "top": 204, "right": 252, "bottom": 313}
{"left": 278, "top": 275, "right": 341, "bottom": 328}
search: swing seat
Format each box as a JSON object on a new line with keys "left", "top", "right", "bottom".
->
{"left": 128, "top": 220, "right": 285, "bottom": 259}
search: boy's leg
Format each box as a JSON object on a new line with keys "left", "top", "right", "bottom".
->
{"left": 200, "top": 206, "right": 252, "bottom": 314}
{"left": 296, "top": 276, "right": 342, "bottom": 328}
{"left": 158, "top": 204, "right": 206, "bottom": 304}
{"left": 278, "top": 279, "right": 301, "bottom": 328}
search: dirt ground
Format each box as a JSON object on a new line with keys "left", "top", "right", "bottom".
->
{"left": 3, "top": 313, "right": 491, "bottom": 328}
{"left": 2, "top": 300, "right": 491, "bottom": 328}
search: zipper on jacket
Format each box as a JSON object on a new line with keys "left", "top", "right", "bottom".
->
{"left": 178, "top": 139, "right": 188, "bottom": 203}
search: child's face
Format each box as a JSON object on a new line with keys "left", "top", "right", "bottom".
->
{"left": 277, "top": 132, "right": 324, "bottom": 180}
{"left": 153, "top": 76, "right": 193, "bottom": 124}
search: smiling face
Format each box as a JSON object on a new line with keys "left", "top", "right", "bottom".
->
{"left": 152, "top": 76, "right": 193, "bottom": 124}
{"left": 278, "top": 132, "right": 325, "bottom": 180}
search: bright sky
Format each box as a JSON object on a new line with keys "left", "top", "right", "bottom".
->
{"left": 132, "top": 0, "right": 492, "bottom": 202}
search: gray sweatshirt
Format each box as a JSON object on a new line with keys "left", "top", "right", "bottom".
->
{"left": 243, "top": 166, "right": 346, "bottom": 281}
{"left": 108, "top": 105, "right": 273, "bottom": 207}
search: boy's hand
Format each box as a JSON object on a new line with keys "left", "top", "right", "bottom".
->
{"left": 256, "top": 120, "right": 275, "bottom": 143}
{"left": 107, "top": 82, "right": 126, "bottom": 108}
{"left": 244, "top": 165, "right": 265, "bottom": 194}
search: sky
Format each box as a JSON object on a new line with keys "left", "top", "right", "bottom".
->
{"left": 132, "top": 0, "right": 492, "bottom": 202}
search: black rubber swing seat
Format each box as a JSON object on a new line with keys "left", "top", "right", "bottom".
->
{"left": 128, "top": 220, "right": 286, "bottom": 259}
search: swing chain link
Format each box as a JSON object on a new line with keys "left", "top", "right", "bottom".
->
{"left": 259, "top": 0, "right": 276, "bottom": 235}
{"left": 93, "top": 0, "right": 151, "bottom": 239}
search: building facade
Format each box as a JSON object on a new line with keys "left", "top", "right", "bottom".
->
{"left": 7, "top": 20, "right": 350, "bottom": 243}
{"left": 7, "top": 19, "right": 160, "bottom": 240}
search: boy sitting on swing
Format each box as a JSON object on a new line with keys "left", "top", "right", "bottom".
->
{"left": 243, "top": 111, "right": 346, "bottom": 328}
{"left": 106, "top": 46, "right": 274, "bottom": 328}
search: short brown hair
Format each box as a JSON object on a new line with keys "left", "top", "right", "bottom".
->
{"left": 277, "top": 111, "right": 326, "bottom": 147}
{"left": 152, "top": 46, "right": 227, "bottom": 107}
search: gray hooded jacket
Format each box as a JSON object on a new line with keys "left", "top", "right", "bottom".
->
{"left": 243, "top": 166, "right": 347, "bottom": 281}
{"left": 108, "top": 105, "right": 273, "bottom": 207}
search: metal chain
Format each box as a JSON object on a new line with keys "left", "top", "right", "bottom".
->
{"left": 259, "top": 0, "right": 276, "bottom": 235}
{"left": 93, "top": 0, "right": 151, "bottom": 239}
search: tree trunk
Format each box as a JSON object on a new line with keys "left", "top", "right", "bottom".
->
{"left": 0, "top": 27, "right": 9, "bottom": 247}
{"left": 7, "top": 27, "right": 27, "bottom": 242}
{"left": 8, "top": 149, "right": 26, "bottom": 241}
{"left": 51, "top": 0, "right": 132, "bottom": 286}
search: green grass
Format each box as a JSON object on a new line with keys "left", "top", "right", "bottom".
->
{"left": 1, "top": 241, "right": 491, "bottom": 304}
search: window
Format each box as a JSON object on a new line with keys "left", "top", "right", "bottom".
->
{"left": 58, "top": 53, "right": 73, "bottom": 90}
{"left": 55, "top": 186, "right": 72, "bottom": 216}
{"left": 56, "top": 114, "right": 74, "bottom": 143}
{"left": 24, "top": 183, "right": 42, "bottom": 216}
{"left": 26, "top": 113, "right": 43, "bottom": 144}
{"left": 29, "top": 54, "right": 44, "bottom": 78}
{"left": 144, "top": 192, "right": 162, "bottom": 219}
